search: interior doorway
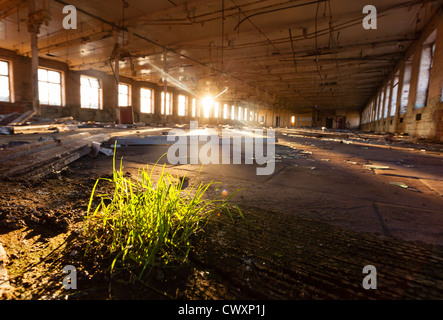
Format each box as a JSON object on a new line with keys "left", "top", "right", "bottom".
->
{"left": 336, "top": 116, "right": 346, "bottom": 129}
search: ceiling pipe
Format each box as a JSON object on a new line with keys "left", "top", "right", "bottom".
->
{"left": 53, "top": 0, "right": 274, "bottom": 102}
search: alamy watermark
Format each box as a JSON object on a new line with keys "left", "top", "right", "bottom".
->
{"left": 362, "top": 265, "right": 377, "bottom": 290}
{"left": 362, "top": 5, "right": 377, "bottom": 30}
{"left": 166, "top": 121, "right": 276, "bottom": 176}
{"left": 62, "top": 265, "right": 77, "bottom": 290}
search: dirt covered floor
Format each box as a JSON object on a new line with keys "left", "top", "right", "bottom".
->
{"left": 1, "top": 128, "right": 443, "bottom": 300}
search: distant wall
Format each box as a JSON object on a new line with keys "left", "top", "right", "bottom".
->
{"left": 0, "top": 47, "right": 261, "bottom": 127}
{"left": 361, "top": 9, "right": 443, "bottom": 141}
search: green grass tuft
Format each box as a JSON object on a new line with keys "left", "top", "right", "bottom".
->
{"left": 84, "top": 149, "right": 242, "bottom": 279}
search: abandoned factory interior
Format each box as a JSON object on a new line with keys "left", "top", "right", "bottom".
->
{"left": 0, "top": 0, "right": 443, "bottom": 303}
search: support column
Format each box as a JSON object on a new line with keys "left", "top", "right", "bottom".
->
{"left": 114, "top": 49, "right": 120, "bottom": 124}
{"left": 30, "top": 31, "right": 39, "bottom": 115}
{"left": 154, "top": 88, "right": 162, "bottom": 116}
{"left": 172, "top": 91, "right": 179, "bottom": 119}
{"left": 112, "top": 30, "right": 121, "bottom": 124}
{"left": 27, "top": 0, "right": 48, "bottom": 117}
{"left": 271, "top": 108, "right": 275, "bottom": 127}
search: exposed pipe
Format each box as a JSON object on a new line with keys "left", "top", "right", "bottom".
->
{"left": 53, "top": 0, "right": 273, "bottom": 101}
{"left": 234, "top": 0, "right": 328, "bottom": 31}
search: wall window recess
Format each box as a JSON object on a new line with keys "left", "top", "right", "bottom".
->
{"left": 400, "top": 56, "right": 413, "bottom": 114}
{"left": 390, "top": 71, "right": 400, "bottom": 117}
{"left": 140, "top": 87, "right": 153, "bottom": 113}
{"left": 384, "top": 82, "right": 391, "bottom": 119}
{"left": 378, "top": 90, "right": 384, "bottom": 120}
{"left": 161, "top": 91, "right": 172, "bottom": 115}
{"left": 191, "top": 98, "right": 197, "bottom": 117}
{"left": 231, "top": 106, "right": 235, "bottom": 120}
{"left": 178, "top": 94, "right": 187, "bottom": 116}
{"left": 118, "top": 83, "right": 131, "bottom": 107}
{"left": 81, "top": 75, "right": 101, "bottom": 109}
{"left": 375, "top": 93, "right": 380, "bottom": 120}
{"left": 416, "top": 113, "right": 422, "bottom": 121}
{"left": 214, "top": 102, "right": 219, "bottom": 118}
{"left": 38, "top": 68, "right": 63, "bottom": 106}
{"left": 415, "top": 30, "right": 436, "bottom": 109}
{"left": 223, "top": 104, "right": 228, "bottom": 119}
{"left": 0, "top": 60, "right": 11, "bottom": 102}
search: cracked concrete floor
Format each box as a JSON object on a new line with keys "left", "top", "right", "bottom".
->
{"left": 111, "top": 130, "right": 443, "bottom": 246}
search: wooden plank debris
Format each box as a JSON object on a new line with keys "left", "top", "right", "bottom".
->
{"left": 0, "top": 112, "right": 21, "bottom": 125}
{"left": 0, "top": 132, "right": 110, "bottom": 181}
{"left": 7, "top": 110, "right": 36, "bottom": 126}
{"left": 0, "top": 126, "right": 169, "bottom": 181}
{"left": 11, "top": 123, "right": 78, "bottom": 134}
{"left": 0, "top": 127, "right": 12, "bottom": 135}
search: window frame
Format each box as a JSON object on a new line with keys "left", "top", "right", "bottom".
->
{"left": 0, "top": 59, "right": 12, "bottom": 103}
{"left": 415, "top": 31, "right": 436, "bottom": 109}
{"left": 140, "top": 87, "right": 154, "bottom": 114}
{"left": 178, "top": 94, "right": 187, "bottom": 116}
{"left": 80, "top": 75, "right": 103, "bottom": 110}
{"left": 118, "top": 83, "right": 131, "bottom": 107}
{"left": 161, "top": 91, "right": 173, "bottom": 115}
{"left": 38, "top": 67, "right": 64, "bottom": 107}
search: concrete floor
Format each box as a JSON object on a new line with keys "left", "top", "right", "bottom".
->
{"left": 104, "top": 127, "right": 443, "bottom": 246}
{"left": 1, "top": 125, "right": 443, "bottom": 299}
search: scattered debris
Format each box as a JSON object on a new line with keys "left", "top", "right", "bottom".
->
{"left": 384, "top": 135, "right": 396, "bottom": 143}
{"left": 364, "top": 165, "right": 390, "bottom": 170}
{"left": 0, "top": 132, "right": 110, "bottom": 181}
{"left": 90, "top": 142, "right": 101, "bottom": 157}
{"left": 0, "top": 112, "right": 21, "bottom": 125}
{"left": 0, "top": 127, "right": 12, "bottom": 135}
{"left": 390, "top": 182, "right": 419, "bottom": 192}
{"left": 7, "top": 110, "right": 36, "bottom": 126}
{"left": 99, "top": 147, "right": 114, "bottom": 157}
